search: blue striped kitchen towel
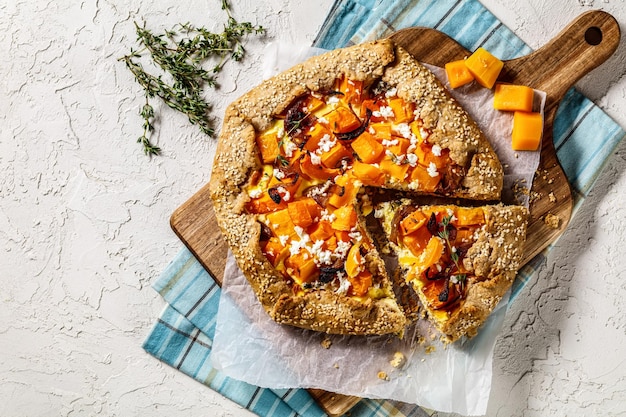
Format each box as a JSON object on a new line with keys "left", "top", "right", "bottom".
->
{"left": 143, "top": 0, "right": 625, "bottom": 416}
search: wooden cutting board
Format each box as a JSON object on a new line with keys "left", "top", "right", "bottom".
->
{"left": 170, "top": 11, "right": 619, "bottom": 417}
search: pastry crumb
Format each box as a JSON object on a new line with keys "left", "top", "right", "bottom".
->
{"left": 321, "top": 337, "right": 332, "bottom": 349}
{"left": 544, "top": 213, "right": 561, "bottom": 229}
{"left": 390, "top": 351, "right": 406, "bottom": 369}
{"left": 548, "top": 192, "right": 557, "bottom": 203}
{"left": 377, "top": 371, "right": 390, "bottom": 381}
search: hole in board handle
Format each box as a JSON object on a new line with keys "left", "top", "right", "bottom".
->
{"left": 585, "top": 26, "right": 603, "bottom": 45}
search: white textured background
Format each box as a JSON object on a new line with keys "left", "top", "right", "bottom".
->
{"left": 1, "top": 1, "right": 625, "bottom": 416}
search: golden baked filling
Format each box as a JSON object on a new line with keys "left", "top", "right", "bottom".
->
{"left": 244, "top": 77, "right": 465, "bottom": 299}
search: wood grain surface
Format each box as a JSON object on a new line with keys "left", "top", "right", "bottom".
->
{"left": 169, "top": 11, "right": 619, "bottom": 417}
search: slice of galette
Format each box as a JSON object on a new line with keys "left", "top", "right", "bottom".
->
{"left": 377, "top": 200, "right": 528, "bottom": 342}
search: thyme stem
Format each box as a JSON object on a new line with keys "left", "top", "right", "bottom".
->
{"left": 119, "top": 2, "right": 265, "bottom": 156}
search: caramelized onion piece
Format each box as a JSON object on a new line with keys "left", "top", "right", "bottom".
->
{"left": 258, "top": 221, "right": 273, "bottom": 243}
{"left": 285, "top": 98, "right": 316, "bottom": 144}
{"left": 319, "top": 267, "right": 342, "bottom": 283}
{"left": 273, "top": 164, "right": 300, "bottom": 184}
{"left": 267, "top": 187, "right": 282, "bottom": 204}
{"left": 389, "top": 204, "right": 418, "bottom": 244}
{"left": 423, "top": 278, "right": 461, "bottom": 310}
{"left": 426, "top": 212, "right": 439, "bottom": 236}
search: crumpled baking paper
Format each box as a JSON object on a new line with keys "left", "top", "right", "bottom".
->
{"left": 210, "top": 42, "right": 544, "bottom": 416}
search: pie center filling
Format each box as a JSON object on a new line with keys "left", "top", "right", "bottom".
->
{"left": 244, "top": 76, "right": 477, "bottom": 312}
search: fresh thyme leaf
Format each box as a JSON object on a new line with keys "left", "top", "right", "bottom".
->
{"left": 276, "top": 155, "right": 290, "bottom": 167}
{"left": 119, "top": 2, "right": 265, "bottom": 156}
{"left": 136, "top": 99, "right": 161, "bottom": 155}
{"left": 438, "top": 214, "right": 467, "bottom": 293}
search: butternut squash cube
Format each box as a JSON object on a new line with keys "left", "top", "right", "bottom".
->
{"left": 445, "top": 59, "right": 475, "bottom": 89}
{"left": 464, "top": 47, "right": 503, "bottom": 89}
{"left": 351, "top": 132, "right": 384, "bottom": 163}
{"left": 512, "top": 111, "right": 543, "bottom": 151}
{"left": 345, "top": 243, "right": 364, "bottom": 278}
{"left": 493, "top": 83, "right": 534, "bottom": 112}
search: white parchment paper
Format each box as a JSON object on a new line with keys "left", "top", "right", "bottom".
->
{"left": 210, "top": 43, "right": 544, "bottom": 415}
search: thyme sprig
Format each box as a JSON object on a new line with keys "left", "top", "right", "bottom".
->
{"left": 119, "top": 0, "right": 265, "bottom": 156}
{"left": 438, "top": 215, "right": 467, "bottom": 286}
{"left": 138, "top": 97, "right": 160, "bottom": 156}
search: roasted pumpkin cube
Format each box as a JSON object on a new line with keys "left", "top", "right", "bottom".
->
{"left": 255, "top": 131, "right": 280, "bottom": 164}
{"left": 325, "top": 106, "right": 362, "bottom": 133}
{"left": 331, "top": 205, "right": 358, "bottom": 231}
{"left": 387, "top": 98, "right": 415, "bottom": 124}
{"left": 352, "top": 160, "right": 385, "bottom": 186}
{"left": 351, "top": 132, "right": 384, "bottom": 164}
{"left": 348, "top": 270, "right": 373, "bottom": 297}
{"left": 400, "top": 210, "right": 428, "bottom": 235}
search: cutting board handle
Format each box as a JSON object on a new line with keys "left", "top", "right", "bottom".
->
{"left": 503, "top": 10, "right": 620, "bottom": 104}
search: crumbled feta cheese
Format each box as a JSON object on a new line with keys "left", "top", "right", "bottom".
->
{"left": 289, "top": 241, "right": 303, "bottom": 257}
{"left": 283, "top": 140, "right": 297, "bottom": 157}
{"left": 248, "top": 188, "right": 262, "bottom": 198}
{"left": 327, "top": 96, "right": 340, "bottom": 104}
{"left": 308, "top": 181, "right": 331, "bottom": 197}
{"left": 334, "top": 241, "right": 351, "bottom": 259}
{"left": 316, "top": 250, "right": 333, "bottom": 266}
{"left": 278, "top": 235, "right": 289, "bottom": 246}
{"left": 406, "top": 153, "right": 418, "bottom": 167}
{"left": 431, "top": 144, "right": 442, "bottom": 157}
{"left": 373, "top": 106, "right": 395, "bottom": 119}
{"left": 420, "top": 128, "right": 430, "bottom": 140}
{"left": 317, "top": 116, "right": 329, "bottom": 125}
{"left": 382, "top": 139, "right": 399, "bottom": 147}
{"left": 310, "top": 239, "right": 324, "bottom": 254}
{"left": 289, "top": 231, "right": 311, "bottom": 257}
{"left": 427, "top": 162, "right": 439, "bottom": 177}
{"left": 320, "top": 209, "right": 336, "bottom": 223}
{"left": 393, "top": 123, "right": 412, "bottom": 139}
{"left": 316, "top": 134, "right": 336, "bottom": 153}
{"left": 335, "top": 271, "right": 350, "bottom": 294}
{"left": 277, "top": 186, "right": 291, "bottom": 201}
{"left": 310, "top": 152, "right": 322, "bottom": 165}
{"left": 273, "top": 168, "right": 285, "bottom": 180}
{"left": 385, "top": 87, "right": 398, "bottom": 98}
